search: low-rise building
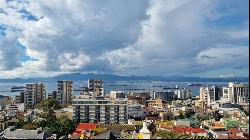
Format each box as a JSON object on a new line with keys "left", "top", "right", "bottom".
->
{"left": 110, "top": 91, "right": 126, "bottom": 99}
{"left": 55, "top": 106, "right": 73, "bottom": 120}
{"left": 147, "top": 99, "right": 167, "bottom": 108}
{"left": 128, "top": 104, "right": 144, "bottom": 118}
{"left": 138, "top": 120, "right": 156, "bottom": 139}
{"left": 3, "top": 126, "right": 53, "bottom": 139}
{"left": 5, "top": 103, "right": 25, "bottom": 112}
{"left": 128, "top": 92, "right": 151, "bottom": 106}
{"left": 174, "top": 119, "right": 191, "bottom": 127}
{"left": 171, "top": 127, "right": 208, "bottom": 137}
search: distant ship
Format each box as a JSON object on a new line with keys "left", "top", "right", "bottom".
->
{"left": 10, "top": 86, "right": 25, "bottom": 92}
{"left": 163, "top": 85, "right": 179, "bottom": 90}
{"left": 187, "top": 83, "right": 202, "bottom": 86}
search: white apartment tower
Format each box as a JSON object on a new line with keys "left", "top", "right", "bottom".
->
{"left": 24, "top": 83, "right": 46, "bottom": 106}
{"left": 57, "top": 81, "right": 73, "bottom": 105}
{"left": 228, "top": 82, "right": 249, "bottom": 104}
{"left": 199, "top": 86, "right": 223, "bottom": 107}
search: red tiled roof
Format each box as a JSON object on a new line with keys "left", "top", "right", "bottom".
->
{"left": 73, "top": 123, "right": 97, "bottom": 134}
{"left": 190, "top": 128, "right": 207, "bottom": 133}
{"left": 172, "top": 127, "right": 207, "bottom": 134}
{"left": 229, "top": 128, "right": 241, "bottom": 133}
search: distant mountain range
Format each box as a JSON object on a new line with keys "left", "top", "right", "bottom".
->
{"left": 0, "top": 73, "right": 248, "bottom": 83}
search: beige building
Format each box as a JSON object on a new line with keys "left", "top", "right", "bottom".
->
{"left": 55, "top": 106, "right": 73, "bottom": 120}
{"left": 57, "top": 81, "right": 73, "bottom": 106}
{"left": 24, "top": 83, "right": 46, "bottom": 106}
{"left": 147, "top": 99, "right": 167, "bottom": 108}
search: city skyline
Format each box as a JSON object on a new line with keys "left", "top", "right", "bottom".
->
{"left": 0, "top": 0, "right": 249, "bottom": 78}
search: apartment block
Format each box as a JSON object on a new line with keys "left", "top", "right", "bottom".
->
{"left": 228, "top": 82, "right": 249, "bottom": 104}
{"left": 127, "top": 104, "right": 144, "bottom": 118}
{"left": 152, "top": 91, "right": 176, "bottom": 101}
{"left": 199, "top": 86, "right": 223, "bottom": 107}
{"left": 72, "top": 96, "right": 128, "bottom": 124}
{"left": 48, "top": 91, "right": 57, "bottom": 100}
{"left": 222, "top": 87, "right": 230, "bottom": 102}
{"left": 88, "top": 79, "right": 104, "bottom": 98}
{"left": 175, "top": 89, "right": 192, "bottom": 100}
{"left": 14, "top": 92, "right": 24, "bottom": 104}
{"left": 24, "top": 83, "right": 46, "bottom": 106}
{"left": 109, "top": 91, "right": 126, "bottom": 99}
{"left": 57, "top": 81, "right": 73, "bottom": 105}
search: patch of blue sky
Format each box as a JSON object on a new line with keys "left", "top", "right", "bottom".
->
{"left": 20, "top": 55, "right": 39, "bottom": 62}
{"left": 18, "top": 9, "right": 39, "bottom": 21}
{"left": 16, "top": 40, "right": 39, "bottom": 62}
{"left": 204, "top": 0, "right": 248, "bottom": 29}
{"left": 0, "top": 25, "right": 7, "bottom": 36}
{"left": 0, "top": 23, "right": 22, "bottom": 32}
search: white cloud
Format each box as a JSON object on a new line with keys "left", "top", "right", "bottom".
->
{"left": 102, "top": 0, "right": 249, "bottom": 76}
{"left": 0, "top": 0, "right": 249, "bottom": 78}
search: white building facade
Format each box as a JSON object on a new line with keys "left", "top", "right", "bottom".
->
{"left": 228, "top": 82, "right": 249, "bottom": 104}
{"left": 72, "top": 97, "right": 128, "bottom": 124}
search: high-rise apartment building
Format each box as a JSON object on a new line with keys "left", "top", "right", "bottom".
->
{"left": 14, "top": 92, "right": 24, "bottom": 104}
{"left": 199, "top": 86, "right": 223, "bottom": 107}
{"left": 88, "top": 79, "right": 104, "bottom": 97}
{"left": 175, "top": 89, "right": 192, "bottom": 100}
{"left": 152, "top": 91, "right": 176, "bottom": 101}
{"left": 24, "top": 83, "right": 46, "bottom": 106}
{"left": 48, "top": 91, "right": 57, "bottom": 100}
{"left": 72, "top": 95, "right": 128, "bottom": 124}
{"left": 222, "top": 87, "right": 230, "bottom": 101}
{"left": 228, "top": 82, "right": 249, "bottom": 104}
{"left": 57, "top": 81, "right": 73, "bottom": 105}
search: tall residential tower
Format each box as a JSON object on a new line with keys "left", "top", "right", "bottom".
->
{"left": 57, "top": 81, "right": 73, "bottom": 105}
{"left": 24, "top": 83, "right": 46, "bottom": 106}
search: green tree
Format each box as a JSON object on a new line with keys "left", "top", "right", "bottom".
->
{"left": 57, "top": 115, "right": 76, "bottom": 136}
{"left": 156, "top": 130, "right": 191, "bottom": 139}
{"left": 213, "top": 110, "right": 223, "bottom": 121}
{"left": 43, "top": 115, "right": 75, "bottom": 137}
{"left": 178, "top": 111, "right": 185, "bottom": 119}
{"left": 15, "top": 116, "right": 26, "bottom": 129}
{"left": 36, "top": 99, "right": 62, "bottom": 110}
{"left": 44, "top": 121, "right": 61, "bottom": 134}
{"left": 38, "top": 109, "right": 57, "bottom": 122}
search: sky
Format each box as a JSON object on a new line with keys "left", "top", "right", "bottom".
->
{"left": 0, "top": 0, "right": 249, "bottom": 78}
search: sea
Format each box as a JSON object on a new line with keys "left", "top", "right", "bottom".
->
{"left": 0, "top": 81, "right": 232, "bottom": 99}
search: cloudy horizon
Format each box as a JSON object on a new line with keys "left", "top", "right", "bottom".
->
{"left": 0, "top": 0, "right": 249, "bottom": 79}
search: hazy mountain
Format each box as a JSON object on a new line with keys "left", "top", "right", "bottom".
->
{"left": 0, "top": 73, "right": 248, "bottom": 83}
